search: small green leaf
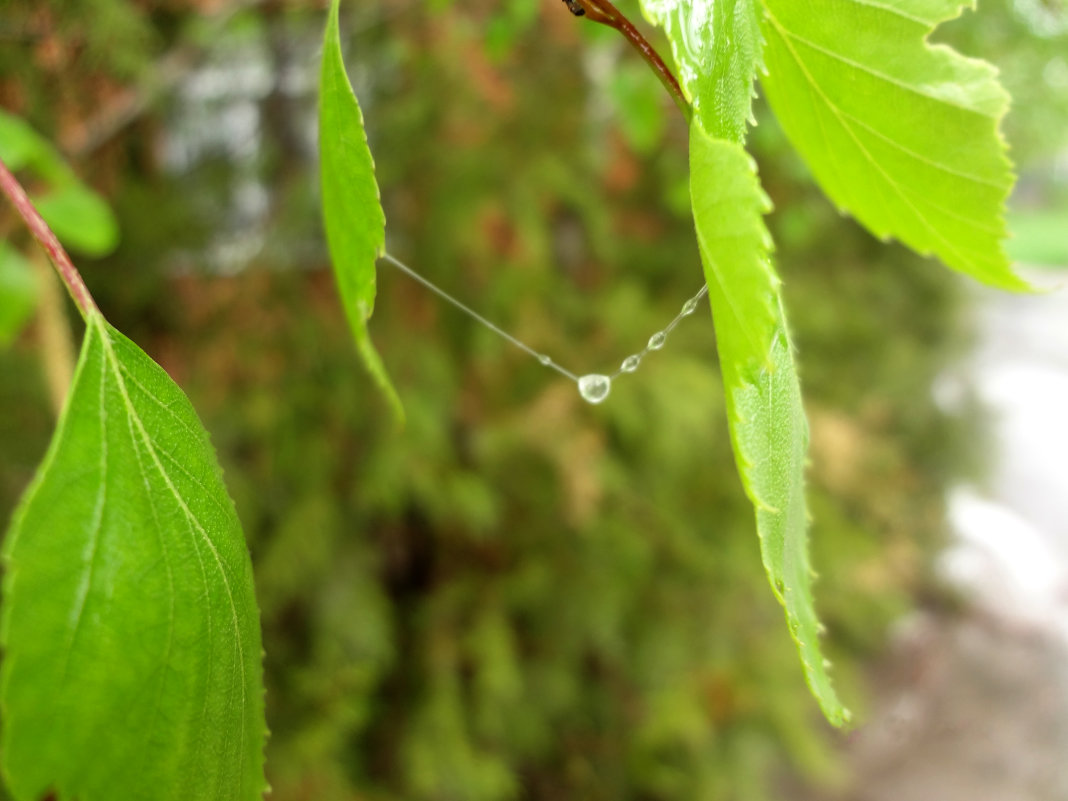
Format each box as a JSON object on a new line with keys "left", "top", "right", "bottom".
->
{"left": 0, "top": 111, "right": 51, "bottom": 176}
{"left": 759, "top": 0, "right": 1024, "bottom": 289}
{"left": 319, "top": 0, "right": 403, "bottom": 425}
{"left": 690, "top": 126, "right": 847, "bottom": 726}
{"left": 0, "top": 109, "right": 120, "bottom": 258}
{"left": 2, "top": 313, "right": 267, "bottom": 800}
{"left": 0, "top": 244, "right": 38, "bottom": 346}
{"left": 35, "top": 183, "right": 120, "bottom": 258}
{"left": 639, "top": 0, "right": 763, "bottom": 141}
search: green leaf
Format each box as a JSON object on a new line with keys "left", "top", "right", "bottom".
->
{"left": 0, "top": 111, "right": 52, "bottom": 176}
{"left": 759, "top": 0, "right": 1024, "bottom": 289}
{"left": 2, "top": 313, "right": 266, "bottom": 800}
{"left": 0, "top": 110, "right": 120, "bottom": 257}
{"left": 36, "top": 183, "right": 120, "bottom": 258}
{"left": 639, "top": 0, "right": 763, "bottom": 141}
{"left": 319, "top": 0, "right": 403, "bottom": 425}
{"left": 0, "top": 244, "right": 38, "bottom": 346}
{"left": 690, "top": 126, "right": 848, "bottom": 726}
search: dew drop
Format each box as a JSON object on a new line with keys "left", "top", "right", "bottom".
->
{"left": 680, "top": 297, "right": 700, "bottom": 316}
{"left": 647, "top": 331, "right": 667, "bottom": 350}
{"left": 620, "top": 354, "right": 642, "bottom": 373}
{"left": 577, "top": 374, "right": 612, "bottom": 405}
{"left": 538, "top": 354, "right": 553, "bottom": 366}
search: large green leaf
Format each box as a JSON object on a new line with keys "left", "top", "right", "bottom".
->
{"left": 319, "top": 0, "right": 403, "bottom": 424}
{"left": 0, "top": 244, "right": 38, "bottom": 346}
{"left": 2, "top": 313, "right": 266, "bottom": 800}
{"left": 690, "top": 126, "right": 847, "bottom": 726}
{"left": 639, "top": 0, "right": 763, "bottom": 141}
{"left": 759, "top": 0, "right": 1023, "bottom": 289}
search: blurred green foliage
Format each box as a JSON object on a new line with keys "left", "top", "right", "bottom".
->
{"left": 1, "top": 0, "right": 1062, "bottom": 799}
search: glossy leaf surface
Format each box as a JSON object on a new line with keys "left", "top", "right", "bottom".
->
{"left": 2, "top": 314, "right": 266, "bottom": 801}
{"left": 759, "top": 0, "right": 1023, "bottom": 288}
{"left": 319, "top": 0, "right": 403, "bottom": 424}
{"left": 690, "top": 127, "right": 847, "bottom": 726}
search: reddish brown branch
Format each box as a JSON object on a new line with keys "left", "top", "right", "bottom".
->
{"left": 567, "top": 0, "right": 691, "bottom": 121}
{"left": 0, "top": 158, "right": 99, "bottom": 319}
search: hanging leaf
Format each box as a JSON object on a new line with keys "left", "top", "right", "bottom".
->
{"left": 759, "top": 0, "right": 1023, "bottom": 288}
{"left": 2, "top": 313, "right": 267, "bottom": 801}
{"left": 319, "top": 0, "right": 404, "bottom": 424}
{"left": 639, "top": 0, "right": 763, "bottom": 141}
{"left": 690, "top": 126, "right": 848, "bottom": 726}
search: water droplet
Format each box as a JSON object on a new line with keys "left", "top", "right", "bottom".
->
{"left": 620, "top": 354, "right": 641, "bottom": 373}
{"left": 647, "top": 331, "right": 667, "bottom": 350}
{"left": 538, "top": 354, "right": 552, "bottom": 366}
{"left": 680, "top": 297, "right": 700, "bottom": 316}
{"left": 577, "top": 374, "right": 611, "bottom": 405}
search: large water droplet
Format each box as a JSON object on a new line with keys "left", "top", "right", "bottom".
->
{"left": 680, "top": 297, "right": 700, "bottom": 316}
{"left": 647, "top": 331, "right": 667, "bottom": 350}
{"left": 577, "top": 374, "right": 611, "bottom": 404}
{"left": 620, "top": 354, "right": 641, "bottom": 373}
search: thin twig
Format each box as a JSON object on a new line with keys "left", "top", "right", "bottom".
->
{"left": 0, "top": 158, "right": 99, "bottom": 320}
{"left": 569, "top": 0, "right": 691, "bottom": 121}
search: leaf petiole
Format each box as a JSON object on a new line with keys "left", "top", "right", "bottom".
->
{"left": 564, "top": 0, "right": 691, "bottom": 121}
{"left": 0, "top": 157, "right": 99, "bottom": 320}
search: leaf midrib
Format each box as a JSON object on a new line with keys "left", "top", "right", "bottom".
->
{"left": 95, "top": 315, "right": 249, "bottom": 789}
{"left": 762, "top": 5, "right": 973, "bottom": 269}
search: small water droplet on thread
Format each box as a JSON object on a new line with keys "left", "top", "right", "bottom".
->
{"left": 621, "top": 354, "right": 641, "bottom": 373}
{"left": 538, "top": 354, "right": 552, "bottom": 366}
{"left": 680, "top": 297, "right": 700, "bottom": 316}
{"left": 647, "top": 331, "right": 667, "bottom": 350}
{"left": 577, "top": 374, "right": 612, "bottom": 405}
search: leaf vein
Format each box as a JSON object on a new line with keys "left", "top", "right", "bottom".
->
{"left": 774, "top": 23, "right": 997, "bottom": 118}
{"left": 835, "top": 105, "right": 1006, "bottom": 190}
{"left": 60, "top": 336, "right": 109, "bottom": 685}
{"left": 764, "top": 10, "right": 972, "bottom": 268}
{"left": 98, "top": 321, "right": 249, "bottom": 783}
